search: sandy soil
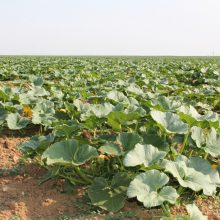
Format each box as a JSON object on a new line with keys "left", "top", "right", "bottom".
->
{"left": 0, "top": 136, "right": 27, "bottom": 168}
{"left": 0, "top": 136, "right": 80, "bottom": 220}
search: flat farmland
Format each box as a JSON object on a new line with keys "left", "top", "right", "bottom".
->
{"left": 0, "top": 56, "right": 220, "bottom": 220}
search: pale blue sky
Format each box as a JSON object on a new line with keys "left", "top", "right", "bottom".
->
{"left": 0, "top": 0, "right": 220, "bottom": 55}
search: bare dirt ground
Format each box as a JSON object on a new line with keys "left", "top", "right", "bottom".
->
{"left": 0, "top": 136, "right": 27, "bottom": 168}
{"left": 0, "top": 135, "right": 220, "bottom": 220}
{"left": 0, "top": 136, "right": 80, "bottom": 220}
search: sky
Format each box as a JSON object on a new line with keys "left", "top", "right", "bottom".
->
{"left": 0, "top": 0, "right": 220, "bottom": 56}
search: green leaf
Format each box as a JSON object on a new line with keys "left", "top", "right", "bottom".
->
{"left": 73, "top": 99, "right": 93, "bottom": 121}
{"left": 19, "top": 93, "right": 37, "bottom": 105}
{"left": 98, "top": 133, "right": 117, "bottom": 142}
{"left": 179, "top": 105, "right": 219, "bottom": 126}
{"left": 32, "top": 100, "right": 56, "bottom": 126}
{"left": 107, "top": 111, "right": 140, "bottom": 131}
{"left": 0, "top": 108, "right": 7, "bottom": 125}
{"left": 152, "top": 96, "right": 181, "bottom": 111}
{"left": 54, "top": 121, "right": 80, "bottom": 137}
{"left": 33, "top": 100, "right": 55, "bottom": 115}
{"left": 186, "top": 204, "right": 207, "bottom": 220}
{"left": 19, "top": 134, "right": 55, "bottom": 153}
{"left": 127, "top": 170, "right": 178, "bottom": 208}
{"left": 28, "top": 86, "right": 49, "bottom": 97}
{"left": 150, "top": 110, "right": 188, "bottom": 134}
{"left": 141, "top": 131, "right": 169, "bottom": 152}
{"left": 0, "top": 90, "right": 9, "bottom": 101}
{"left": 191, "top": 126, "right": 205, "bottom": 148}
{"left": 30, "top": 76, "right": 44, "bottom": 86}
{"left": 6, "top": 113, "right": 29, "bottom": 130}
{"left": 125, "top": 105, "right": 146, "bottom": 117}
{"left": 188, "top": 157, "right": 220, "bottom": 191}
{"left": 163, "top": 156, "right": 219, "bottom": 195}
{"left": 74, "top": 99, "right": 91, "bottom": 113}
{"left": 127, "top": 83, "right": 144, "bottom": 95}
{"left": 200, "top": 111, "right": 219, "bottom": 123}
{"left": 88, "top": 173, "right": 130, "bottom": 212}
{"left": 123, "top": 144, "right": 167, "bottom": 167}
{"left": 99, "top": 142, "right": 122, "bottom": 156}
{"left": 42, "top": 140, "right": 98, "bottom": 166}
{"left": 90, "top": 103, "right": 114, "bottom": 118}
{"left": 178, "top": 105, "right": 201, "bottom": 126}
{"left": 106, "top": 90, "right": 129, "bottom": 104}
{"left": 204, "top": 127, "right": 220, "bottom": 157}
{"left": 117, "top": 132, "right": 143, "bottom": 151}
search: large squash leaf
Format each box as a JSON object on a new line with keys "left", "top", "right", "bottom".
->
{"left": 204, "top": 127, "right": 220, "bottom": 157}
{"left": 123, "top": 144, "right": 167, "bottom": 167}
{"left": 152, "top": 96, "right": 181, "bottom": 111}
{"left": 107, "top": 111, "right": 140, "bottom": 131}
{"left": 90, "top": 103, "right": 114, "bottom": 118}
{"left": 6, "top": 113, "right": 29, "bottom": 130}
{"left": 191, "top": 126, "right": 205, "bottom": 148}
{"left": 88, "top": 173, "right": 130, "bottom": 212}
{"left": 42, "top": 140, "right": 98, "bottom": 166}
{"left": 150, "top": 110, "right": 188, "bottom": 134}
{"left": 117, "top": 132, "right": 143, "bottom": 151}
{"left": 19, "top": 134, "right": 55, "bottom": 153}
{"left": 106, "top": 90, "right": 129, "bottom": 104}
{"left": 162, "top": 156, "right": 220, "bottom": 195}
{"left": 99, "top": 142, "right": 122, "bottom": 156}
{"left": 127, "top": 170, "right": 178, "bottom": 208}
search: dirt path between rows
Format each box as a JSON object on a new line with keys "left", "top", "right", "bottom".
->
{"left": 0, "top": 136, "right": 81, "bottom": 220}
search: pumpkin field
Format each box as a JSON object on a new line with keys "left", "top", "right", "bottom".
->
{"left": 0, "top": 56, "right": 220, "bottom": 220}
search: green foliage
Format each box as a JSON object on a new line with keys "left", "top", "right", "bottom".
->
{"left": 123, "top": 144, "right": 167, "bottom": 167}
{"left": 1, "top": 56, "right": 220, "bottom": 214}
{"left": 42, "top": 140, "right": 98, "bottom": 166}
{"left": 205, "top": 127, "right": 220, "bottom": 157}
{"left": 150, "top": 110, "right": 188, "bottom": 134}
{"left": 88, "top": 173, "right": 130, "bottom": 212}
{"left": 127, "top": 170, "right": 179, "bottom": 208}
{"left": 99, "top": 142, "right": 122, "bottom": 156}
{"left": 6, "top": 113, "right": 29, "bottom": 130}
{"left": 117, "top": 132, "right": 143, "bottom": 151}
{"left": 162, "top": 156, "right": 220, "bottom": 196}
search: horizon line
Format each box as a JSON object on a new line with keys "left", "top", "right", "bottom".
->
{"left": 0, "top": 54, "right": 220, "bottom": 57}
